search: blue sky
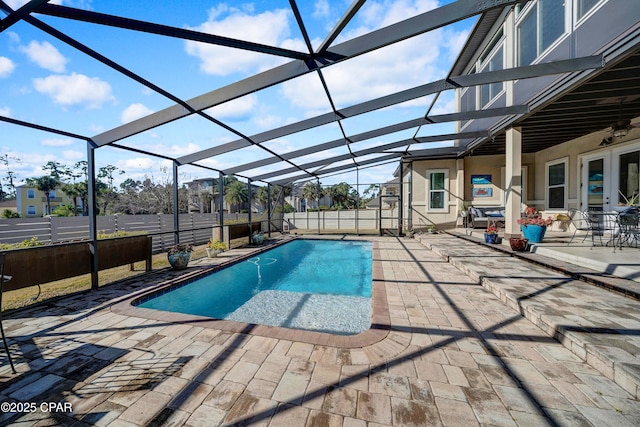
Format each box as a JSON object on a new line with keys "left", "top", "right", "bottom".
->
{"left": 0, "top": 0, "right": 474, "bottom": 190}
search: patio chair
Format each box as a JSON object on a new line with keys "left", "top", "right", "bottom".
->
{"left": 567, "top": 208, "right": 595, "bottom": 244}
{"left": 614, "top": 208, "right": 640, "bottom": 251}
{"left": 586, "top": 208, "right": 618, "bottom": 247}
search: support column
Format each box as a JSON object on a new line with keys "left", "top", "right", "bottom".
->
{"left": 505, "top": 127, "right": 522, "bottom": 238}
{"left": 218, "top": 173, "right": 224, "bottom": 242}
{"left": 87, "top": 143, "right": 99, "bottom": 290}
{"left": 267, "top": 184, "right": 271, "bottom": 237}
{"left": 456, "top": 158, "right": 465, "bottom": 227}
{"left": 317, "top": 179, "right": 321, "bottom": 235}
{"left": 172, "top": 161, "right": 180, "bottom": 244}
{"left": 356, "top": 169, "right": 360, "bottom": 235}
{"left": 398, "top": 160, "right": 404, "bottom": 235}
{"left": 247, "top": 178, "right": 252, "bottom": 244}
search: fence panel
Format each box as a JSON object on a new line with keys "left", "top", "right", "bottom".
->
{"left": 50, "top": 216, "right": 89, "bottom": 242}
{"left": 284, "top": 209, "right": 386, "bottom": 232}
{"left": 0, "top": 217, "right": 53, "bottom": 244}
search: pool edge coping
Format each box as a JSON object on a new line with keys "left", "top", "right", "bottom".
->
{"left": 111, "top": 237, "right": 390, "bottom": 349}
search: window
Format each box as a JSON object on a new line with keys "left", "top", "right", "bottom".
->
{"left": 479, "top": 30, "right": 504, "bottom": 107}
{"left": 49, "top": 190, "right": 56, "bottom": 198}
{"left": 427, "top": 170, "right": 448, "bottom": 211}
{"left": 577, "top": 0, "right": 600, "bottom": 20}
{"left": 27, "top": 189, "right": 35, "bottom": 199}
{"left": 27, "top": 205, "right": 36, "bottom": 215}
{"left": 547, "top": 159, "right": 567, "bottom": 210}
{"left": 517, "top": 0, "right": 566, "bottom": 66}
{"left": 480, "top": 45, "right": 504, "bottom": 106}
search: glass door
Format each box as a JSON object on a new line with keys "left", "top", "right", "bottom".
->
{"left": 582, "top": 153, "right": 610, "bottom": 211}
{"left": 616, "top": 150, "right": 640, "bottom": 206}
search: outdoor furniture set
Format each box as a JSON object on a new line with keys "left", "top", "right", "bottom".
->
{"left": 568, "top": 207, "right": 640, "bottom": 250}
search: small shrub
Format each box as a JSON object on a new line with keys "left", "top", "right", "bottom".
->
{"left": 0, "top": 236, "right": 44, "bottom": 250}
{"left": 1, "top": 209, "right": 20, "bottom": 218}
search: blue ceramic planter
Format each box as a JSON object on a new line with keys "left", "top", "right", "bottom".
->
{"left": 521, "top": 225, "right": 546, "bottom": 243}
{"left": 484, "top": 233, "right": 498, "bottom": 244}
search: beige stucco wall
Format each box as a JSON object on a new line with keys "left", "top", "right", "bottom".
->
{"left": 408, "top": 159, "right": 461, "bottom": 230}
{"left": 407, "top": 126, "right": 640, "bottom": 230}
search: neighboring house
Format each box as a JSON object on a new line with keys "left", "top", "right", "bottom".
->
{"left": 15, "top": 185, "right": 77, "bottom": 217}
{"left": 185, "top": 178, "right": 263, "bottom": 214}
{"left": 366, "top": 178, "right": 400, "bottom": 209}
{"left": 185, "top": 178, "right": 225, "bottom": 214}
{"left": 401, "top": 0, "right": 640, "bottom": 235}
{"left": 0, "top": 200, "right": 17, "bottom": 215}
{"left": 286, "top": 184, "right": 332, "bottom": 212}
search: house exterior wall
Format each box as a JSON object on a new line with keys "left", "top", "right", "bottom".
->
{"left": 408, "top": 159, "right": 462, "bottom": 229}
{"left": 15, "top": 186, "right": 75, "bottom": 217}
{"left": 407, "top": 128, "right": 640, "bottom": 230}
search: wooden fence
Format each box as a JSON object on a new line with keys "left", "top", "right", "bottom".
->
{"left": 0, "top": 213, "right": 273, "bottom": 254}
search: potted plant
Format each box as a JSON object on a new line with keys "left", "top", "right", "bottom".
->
{"left": 509, "top": 237, "right": 528, "bottom": 251}
{"left": 404, "top": 228, "right": 415, "bottom": 238}
{"left": 206, "top": 239, "right": 227, "bottom": 258}
{"left": 167, "top": 243, "right": 193, "bottom": 270}
{"left": 252, "top": 231, "right": 265, "bottom": 245}
{"left": 517, "top": 209, "right": 554, "bottom": 243}
{"left": 426, "top": 225, "right": 436, "bottom": 234}
{"left": 484, "top": 225, "right": 499, "bottom": 244}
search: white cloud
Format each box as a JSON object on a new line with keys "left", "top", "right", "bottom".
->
{"left": 185, "top": 7, "right": 293, "bottom": 75}
{"left": 313, "top": 0, "right": 330, "bottom": 18}
{"left": 0, "top": 57, "right": 16, "bottom": 78}
{"left": 41, "top": 138, "right": 74, "bottom": 147}
{"left": 5, "top": 0, "right": 63, "bottom": 9}
{"left": 121, "top": 103, "right": 154, "bottom": 123}
{"left": 118, "top": 157, "right": 156, "bottom": 171}
{"left": 0, "top": 107, "right": 11, "bottom": 117}
{"left": 20, "top": 40, "right": 67, "bottom": 72}
{"left": 205, "top": 94, "right": 257, "bottom": 120}
{"left": 62, "top": 150, "right": 84, "bottom": 161}
{"left": 281, "top": 0, "right": 463, "bottom": 112}
{"left": 33, "top": 73, "right": 114, "bottom": 109}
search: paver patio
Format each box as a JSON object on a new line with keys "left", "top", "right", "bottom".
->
{"left": 0, "top": 235, "right": 639, "bottom": 426}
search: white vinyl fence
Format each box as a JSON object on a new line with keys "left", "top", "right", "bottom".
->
{"left": 284, "top": 209, "right": 398, "bottom": 232}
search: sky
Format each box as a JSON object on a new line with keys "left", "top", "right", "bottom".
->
{"left": 0, "top": 0, "right": 474, "bottom": 192}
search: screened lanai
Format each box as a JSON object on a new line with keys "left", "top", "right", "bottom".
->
{"left": 2, "top": 1, "right": 640, "bottom": 260}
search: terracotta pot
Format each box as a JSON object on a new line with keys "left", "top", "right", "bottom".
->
{"left": 509, "top": 237, "right": 528, "bottom": 251}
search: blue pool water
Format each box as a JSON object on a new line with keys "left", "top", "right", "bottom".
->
{"left": 137, "top": 239, "right": 372, "bottom": 333}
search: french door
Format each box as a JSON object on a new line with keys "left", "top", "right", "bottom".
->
{"left": 581, "top": 143, "right": 640, "bottom": 211}
{"left": 581, "top": 153, "right": 610, "bottom": 211}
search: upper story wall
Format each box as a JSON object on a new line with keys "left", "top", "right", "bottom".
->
{"left": 458, "top": 0, "right": 640, "bottom": 135}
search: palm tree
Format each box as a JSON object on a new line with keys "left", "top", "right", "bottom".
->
{"left": 225, "top": 180, "right": 248, "bottom": 213}
{"left": 302, "top": 182, "right": 322, "bottom": 210}
{"left": 61, "top": 182, "right": 81, "bottom": 216}
{"left": 27, "top": 175, "right": 60, "bottom": 215}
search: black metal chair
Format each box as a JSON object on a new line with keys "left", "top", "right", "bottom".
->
{"left": 614, "top": 208, "right": 640, "bottom": 251}
{"left": 567, "top": 208, "right": 595, "bottom": 245}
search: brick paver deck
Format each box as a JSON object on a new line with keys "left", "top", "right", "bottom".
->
{"left": 1, "top": 235, "right": 639, "bottom": 426}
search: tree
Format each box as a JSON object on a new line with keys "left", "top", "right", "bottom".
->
{"left": 327, "top": 182, "right": 356, "bottom": 209}
{"left": 60, "top": 182, "right": 82, "bottom": 216}
{"left": 302, "top": 182, "right": 323, "bottom": 210}
{"left": 27, "top": 175, "right": 60, "bottom": 216}
{"left": 225, "top": 180, "right": 248, "bottom": 213}
{"left": 0, "top": 154, "right": 20, "bottom": 200}
{"left": 42, "top": 161, "right": 71, "bottom": 181}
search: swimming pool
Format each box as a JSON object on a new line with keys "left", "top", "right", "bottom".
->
{"left": 136, "top": 239, "right": 373, "bottom": 335}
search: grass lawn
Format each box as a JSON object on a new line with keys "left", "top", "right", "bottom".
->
{"left": 1, "top": 244, "right": 209, "bottom": 312}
